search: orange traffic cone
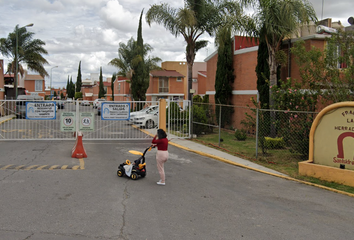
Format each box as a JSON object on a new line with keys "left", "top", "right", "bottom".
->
{"left": 71, "top": 131, "right": 87, "bottom": 158}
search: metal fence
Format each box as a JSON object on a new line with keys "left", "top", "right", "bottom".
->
{"left": 192, "top": 102, "right": 318, "bottom": 159}
{"left": 0, "top": 99, "right": 191, "bottom": 141}
{"left": 166, "top": 100, "right": 191, "bottom": 139}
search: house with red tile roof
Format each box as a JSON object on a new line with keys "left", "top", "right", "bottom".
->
{"left": 160, "top": 61, "right": 206, "bottom": 98}
{"left": 2, "top": 71, "right": 45, "bottom": 99}
{"left": 105, "top": 76, "right": 130, "bottom": 101}
{"left": 146, "top": 69, "right": 185, "bottom": 103}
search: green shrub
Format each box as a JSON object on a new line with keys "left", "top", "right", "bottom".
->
{"left": 75, "top": 92, "right": 83, "bottom": 100}
{"left": 235, "top": 129, "right": 247, "bottom": 141}
{"left": 263, "top": 137, "right": 285, "bottom": 149}
{"left": 192, "top": 104, "right": 208, "bottom": 135}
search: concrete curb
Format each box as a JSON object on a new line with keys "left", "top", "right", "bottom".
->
{"left": 0, "top": 115, "right": 15, "bottom": 125}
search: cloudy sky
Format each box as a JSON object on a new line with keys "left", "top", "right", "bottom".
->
{"left": 0, "top": 0, "right": 353, "bottom": 89}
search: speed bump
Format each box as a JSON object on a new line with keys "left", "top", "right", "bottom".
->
{"left": 0, "top": 164, "right": 83, "bottom": 170}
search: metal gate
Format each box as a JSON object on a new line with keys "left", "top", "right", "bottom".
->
{"left": 0, "top": 99, "right": 191, "bottom": 141}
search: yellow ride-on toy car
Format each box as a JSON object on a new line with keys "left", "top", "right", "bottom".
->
{"left": 117, "top": 145, "right": 153, "bottom": 180}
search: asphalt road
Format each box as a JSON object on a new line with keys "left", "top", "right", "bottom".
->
{"left": 1, "top": 140, "right": 354, "bottom": 240}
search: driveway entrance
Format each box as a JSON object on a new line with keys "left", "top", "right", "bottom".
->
{"left": 0, "top": 99, "right": 191, "bottom": 141}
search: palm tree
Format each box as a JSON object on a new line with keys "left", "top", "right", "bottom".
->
{"left": 109, "top": 38, "right": 136, "bottom": 78}
{"left": 109, "top": 38, "right": 161, "bottom": 76}
{"left": 239, "top": 0, "right": 317, "bottom": 108}
{"left": 0, "top": 25, "right": 49, "bottom": 78}
{"left": 146, "top": 0, "right": 237, "bottom": 101}
{"left": 109, "top": 38, "right": 161, "bottom": 100}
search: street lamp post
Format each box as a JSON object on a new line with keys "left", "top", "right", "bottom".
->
{"left": 15, "top": 23, "right": 34, "bottom": 99}
{"left": 50, "top": 66, "right": 58, "bottom": 100}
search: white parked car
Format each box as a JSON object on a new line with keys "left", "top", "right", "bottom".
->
{"left": 93, "top": 99, "right": 105, "bottom": 108}
{"left": 129, "top": 105, "right": 159, "bottom": 123}
{"left": 133, "top": 108, "right": 159, "bottom": 129}
{"left": 81, "top": 100, "right": 90, "bottom": 106}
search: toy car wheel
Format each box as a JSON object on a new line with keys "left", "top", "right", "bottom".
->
{"left": 117, "top": 170, "right": 124, "bottom": 177}
{"left": 140, "top": 173, "right": 146, "bottom": 178}
{"left": 131, "top": 172, "right": 138, "bottom": 180}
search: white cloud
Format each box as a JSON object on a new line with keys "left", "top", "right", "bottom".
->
{"left": 99, "top": 0, "right": 137, "bottom": 32}
{"left": 0, "top": 0, "right": 353, "bottom": 89}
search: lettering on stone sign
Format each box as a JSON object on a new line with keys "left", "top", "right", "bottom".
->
{"left": 333, "top": 157, "right": 354, "bottom": 165}
{"left": 334, "top": 126, "right": 354, "bottom": 131}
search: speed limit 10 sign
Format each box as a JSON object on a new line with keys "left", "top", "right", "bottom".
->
{"left": 60, "top": 112, "right": 76, "bottom": 132}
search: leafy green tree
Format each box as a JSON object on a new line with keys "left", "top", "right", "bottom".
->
{"left": 98, "top": 67, "right": 105, "bottom": 99}
{"left": 111, "top": 72, "right": 116, "bottom": 101}
{"left": 269, "top": 31, "right": 354, "bottom": 156}
{"left": 146, "top": 0, "right": 237, "bottom": 101}
{"left": 214, "top": 25, "right": 234, "bottom": 127}
{"left": 291, "top": 30, "right": 354, "bottom": 104}
{"left": 76, "top": 61, "right": 82, "bottom": 93}
{"left": 0, "top": 25, "right": 49, "bottom": 78}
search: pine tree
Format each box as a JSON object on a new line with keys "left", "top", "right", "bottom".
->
{"left": 255, "top": 28, "right": 271, "bottom": 138}
{"left": 214, "top": 26, "right": 234, "bottom": 127}
{"left": 76, "top": 61, "right": 82, "bottom": 92}
{"left": 69, "top": 76, "right": 75, "bottom": 98}
{"left": 98, "top": 67, "right": 105, "bottom": 99}
{"left": 66, "top": 76, "right": 70, "bottom": 99}
{"left": 111, "top": 72, "right": 116, "bottom": 101}
{"left": 131, "top": 10, "right": 148, "bottom": 101}
{"left": 71, "top": 77, "right": 75, "bottom": 98}
{"left": 255, "top": 26, "right": 270, "bottom": 109}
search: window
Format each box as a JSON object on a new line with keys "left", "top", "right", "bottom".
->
{"left": 118, "top": 83, "right": 121, "bottom": 92}
{"left": 35, "top": 80, "right": 42, "bottom": 91}
{"left": 177, "top": 77, "right": 182, "bottom": 82}
{"left": 326, "top": 43, "right": 347, "bottom": 69}
{"left": 159, "top": 77, "right": 169, "bottom": 93}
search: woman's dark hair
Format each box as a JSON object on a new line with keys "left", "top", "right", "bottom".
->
{"left": 157, "top": 129, "right": 167, "bottom": 139}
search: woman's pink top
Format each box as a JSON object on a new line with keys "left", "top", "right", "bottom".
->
{"left": 152, "top": 136, "right": 168, "bottom": 151}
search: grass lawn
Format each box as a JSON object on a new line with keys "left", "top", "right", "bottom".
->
{"left": 191, "top": 129, "right": 354, "bottom": 195}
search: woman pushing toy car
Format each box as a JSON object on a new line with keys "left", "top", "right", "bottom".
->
{"left": 152, "top": 129, "right": 169, "bottom": 186}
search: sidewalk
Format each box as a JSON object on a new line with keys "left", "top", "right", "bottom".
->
{"left": 142, "top": 129, "right": 287, "bottom": 177}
